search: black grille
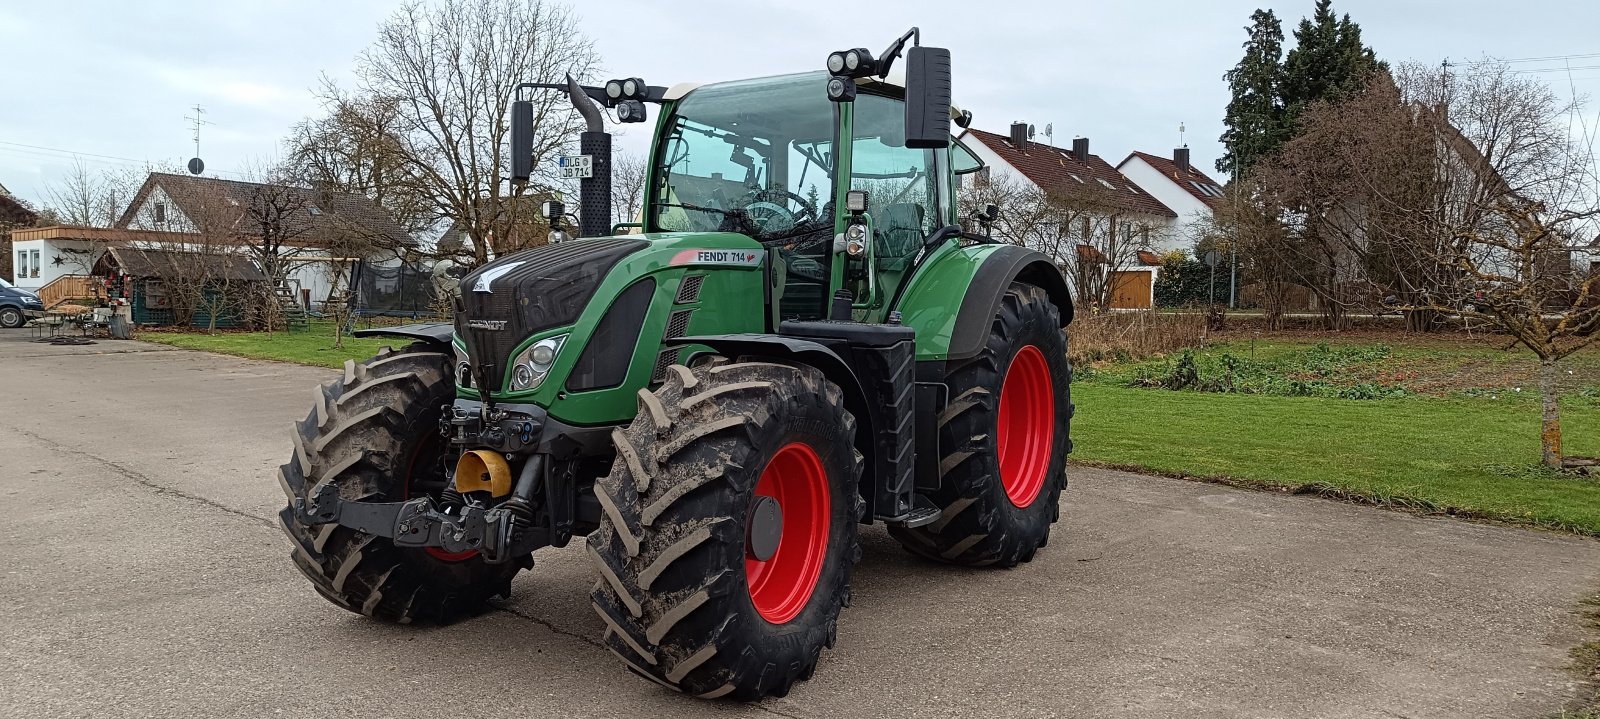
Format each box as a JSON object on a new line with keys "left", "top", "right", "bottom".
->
{"left": 457, "top": 238, "right": 646, "bottom": 393}
{"left": 665, "top": 309, "right": 693, "bottom": 339}
{"left": 652, "top": 347, "right": 679, "bottom": 383}
{"left": 675, "top": 274, "right": 704, "bottom": 304}
{"left": 566, "top": 278, "right": 656, "bottom": 392}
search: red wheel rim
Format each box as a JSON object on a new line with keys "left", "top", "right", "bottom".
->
{"left": 997, "top": 344, "right": 1055, "bottom": 508}
{"left": 745, "top": 442, "right": 831, "bottom": 624}
{"left": 402, "top": 431, "right": 478, "bottom": 563}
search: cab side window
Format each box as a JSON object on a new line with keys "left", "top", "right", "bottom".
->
{"left": 851, "top": 94, "right": 938, "bottom": 261}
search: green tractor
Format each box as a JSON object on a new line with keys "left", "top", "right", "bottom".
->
{"left": 279, "top": 29, "right": 1074, "bottom": 700}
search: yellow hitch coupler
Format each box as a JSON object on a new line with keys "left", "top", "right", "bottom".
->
{"left": 452, "top": 450, "right": 513, "bottom": 497}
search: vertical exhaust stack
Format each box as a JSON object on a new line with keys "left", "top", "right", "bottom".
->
{"left": 1174, "top": 147, "right": 1191, "bottom": 174}
{"left": 1009, "top": 121, "right": 1029, "bottom": 151}
{"left": 1072, "top": 137, "right": 1090, "bottom": 163}
{"left": 564, "top": 76, "right": 612, "bottom": 238}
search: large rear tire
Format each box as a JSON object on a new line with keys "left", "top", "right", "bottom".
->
{"left": 277, "top": 345, "right": 519, "bottom": 623}
{"left": 889, "top": 282, "right": 1072, "bottom": 567}
{"left": 589, "top": 359, "right": 862, "bottom": 699}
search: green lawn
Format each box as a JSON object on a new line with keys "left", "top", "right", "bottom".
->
{"left": 137, "top": 322, "right": 398, "bottom": 370}
{"left": 1073, "top": 333, "right": 1600, "bottom": 535}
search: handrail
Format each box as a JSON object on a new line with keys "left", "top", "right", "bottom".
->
{"left": 36, "top": 274, "right": 97, "bottom": 309}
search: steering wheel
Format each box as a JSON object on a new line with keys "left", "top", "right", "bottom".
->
{"left": 737, "top": 188, "right": 819, "bottom": 235}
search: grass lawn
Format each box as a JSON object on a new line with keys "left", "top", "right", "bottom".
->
{"left": 137, "top": 322, "right": 399, "bottom": 370}
{"left": 1074, "top": 331, "right": 1600, "bottom": 535}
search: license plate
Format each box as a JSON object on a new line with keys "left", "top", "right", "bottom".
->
{"left": 559, "top": 155, "right": 593, "bottom": 179}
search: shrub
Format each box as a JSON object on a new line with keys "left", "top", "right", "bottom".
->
{"left": 1068, "top": 311, "right": 1207, "bottom": 366}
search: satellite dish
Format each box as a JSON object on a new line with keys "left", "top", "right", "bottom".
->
{"left": 187, "top": 157, "right": 205, "bottom": 175}
{"left": 1028, "top": 124, "right": 1036, "bottom": 139}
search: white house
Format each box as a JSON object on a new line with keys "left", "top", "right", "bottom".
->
{"left": 1116, "top": 148, "right": 1228, "bottom": 252}
{"left": 959, "top": 124, "right": 1176, "bottom": 308}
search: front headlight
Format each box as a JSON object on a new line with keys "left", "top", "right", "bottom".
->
{"left": 509, "top": 335, "right": 567, "bottom": 392}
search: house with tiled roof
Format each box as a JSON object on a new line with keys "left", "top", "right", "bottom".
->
{"left": 961, "top": 124, "right": 1174, "bottom": 309}
{"left": 1117, "top": 148, "right": 1228, "bottom": 250}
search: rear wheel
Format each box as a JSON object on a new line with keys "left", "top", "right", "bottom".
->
{"left": 590, "top": 359, "right": 862, "bottom": 699}
{"left": 276, "top": 345, "right": 519, "bottom": 623}
{"left": 890, "top": 282, "right": 1072, "bottom": 567}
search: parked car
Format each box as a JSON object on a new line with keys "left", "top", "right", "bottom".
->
{"left": 0, "top": 278, "right": 44, "bottom": 328}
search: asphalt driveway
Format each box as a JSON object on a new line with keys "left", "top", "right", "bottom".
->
{"left": 1, "top": 328, "right": 1597, "bottom": 718}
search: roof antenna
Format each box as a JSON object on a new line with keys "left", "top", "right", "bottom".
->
{"left": 1044, "top": 123, "right": 1053, "bottom": 145}
{"left": 185, "top": 104, "right": 211, "bottom": 175}
{"left": 1179, "top": 121, "right": 1187, "bottom": 148}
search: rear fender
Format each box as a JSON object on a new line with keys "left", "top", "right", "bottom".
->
{"left": 895, "top": 244, "right": 1072, "bottom": 362}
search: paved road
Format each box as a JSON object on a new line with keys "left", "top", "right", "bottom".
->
{"left": 2, "top": 328, "right": 1597, "bottom": 718}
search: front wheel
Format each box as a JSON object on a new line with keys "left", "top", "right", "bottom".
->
{"left": 890, "top": 282, "right": 1072, "bottom": 567}
{"left": 0, "top": 307, "right": 24, "bottom": 328}
{"left": 589, "top": 359, "right": 862, "bottom": 699}
{"left": 276, "top": 345, "right": 519, "bottom": 623}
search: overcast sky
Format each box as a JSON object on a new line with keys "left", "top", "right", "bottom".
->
{"left": 2, "top": 0, "right": 1596, "bottom": 210}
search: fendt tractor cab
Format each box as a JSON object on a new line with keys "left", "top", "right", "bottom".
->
{"left": 279, "top": 29, "right": 1074, "bottom": 699}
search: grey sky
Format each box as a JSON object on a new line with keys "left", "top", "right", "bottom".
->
{"left": 2, "top": 0, "right": 1596, "bottom": 211}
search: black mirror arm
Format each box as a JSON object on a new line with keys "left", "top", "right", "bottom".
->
{"left": 875, "top": 27, "right": 920, "bottom": 77}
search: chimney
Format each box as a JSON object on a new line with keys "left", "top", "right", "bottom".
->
{"left": 1174, "top": 147, "right": 1191, "bottom": 174}
{"left": 1009, "top": 122, "right": 1029, "bottom": 151}
{"left": 1072, "top": 137, "right": 1090, "bottom": 163}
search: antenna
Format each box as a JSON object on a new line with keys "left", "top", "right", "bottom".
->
{"left": 1028, "top": 123, "right": 1036, "bottom": 139}
{"left": 1044, "top": 123, "right": 1053, "bottom": 144}
{"left": 185, "top": 104, "right": 211, "bottom": 175}
{"left": 1179, "top": 122, "right": 1186, "bottom": 147}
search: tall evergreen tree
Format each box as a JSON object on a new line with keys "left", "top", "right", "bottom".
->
{"left": 1217, "top": 9, "right": 1286, "bottom": 177}
{"left": 1281, "top": 0, "right": 1380, "bottom": 130}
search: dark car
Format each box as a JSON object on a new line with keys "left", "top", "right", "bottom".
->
{"left": 0, "top": 278, "right": 45, "bottom": 328}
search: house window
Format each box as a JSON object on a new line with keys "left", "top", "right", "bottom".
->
{"left": 29, "top": 250, "right": 40, "bottom": 278}
{"left": 1098, "top": 178, "right": 1116, "bottom": 190}
{"left": 15, "top": 251, "right": 23, "bottom": 279}
{"left": 307, "top": 205, "right": 323, "bottom": 216}
{"left": 1069, "top": 174, "right": 1083, "bottom": 184}
{"left": 154, "top": 202, "right": 167, "bottom": 224}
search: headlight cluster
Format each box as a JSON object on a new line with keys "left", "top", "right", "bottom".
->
{"left": 509, "top": 335, "right": 567, "bottom": 392}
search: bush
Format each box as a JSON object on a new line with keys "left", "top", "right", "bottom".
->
{"left": 1068, "top": 311, "right": 1207, "bottom": 366}
{"left": 1129, "top": 343, "right": 1408, "bottom": 400}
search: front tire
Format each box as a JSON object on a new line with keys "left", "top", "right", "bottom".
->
{"left": 0, "top": 307, "right": 24, "bottom": 328}
{"left": 889, "top": 282, "right": 1072, "bottom": 567}
{"left": 589, "top": 359, "right": 862, "bottom": 699}
{"left": 276, "top": 345, "right": 519, "bottom": 623}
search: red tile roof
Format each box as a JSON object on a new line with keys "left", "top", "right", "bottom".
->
{"left": 966, "top": 129, "right": 1176, "bottom": 218}
{"left": 1125, "top": 151, "right": 1229, "bottom": 210}
{"left": 1136, "top": 250, "right": 1163, "bottom": 266}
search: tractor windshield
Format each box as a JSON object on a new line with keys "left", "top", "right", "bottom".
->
{"left": 650, "top": 72, "right": 837, "bottom": 246}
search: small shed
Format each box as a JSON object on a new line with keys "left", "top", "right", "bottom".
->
{"left": 93, "top": 247, "right": 265, "bottom": 328}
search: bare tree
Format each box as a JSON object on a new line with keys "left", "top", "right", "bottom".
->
{"left": 610, "top": 152, "right": 648, "bottom": 230}
{"left": 321, "top": 0, "right": 600, "bottom": 265}
{"left": 284, "top": 93, "right": 434, "bottom": 241}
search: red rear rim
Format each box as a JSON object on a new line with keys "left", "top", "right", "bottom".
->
{"left": 745, "top": 442, "right": 831, "bottom": 624}
{"left": 997, "top": 344, "right": 1055, "bottom": 508}
{"left": 402, "top": 431, "right": 478, "bottom": 563}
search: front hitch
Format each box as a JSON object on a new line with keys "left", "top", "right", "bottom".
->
{"left": 294, "top": 484, "right": 546, "bottom": 564}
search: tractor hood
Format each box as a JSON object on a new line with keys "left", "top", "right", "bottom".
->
{"left": 454, "top": 232, "right": 770, "bottom": 425}
{"left": 456, "top": 238, "right": 648, "bottom": 393}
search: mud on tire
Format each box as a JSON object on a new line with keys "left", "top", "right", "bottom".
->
{"left": 889, "top": 282, "right": 1072, "bottom": 567}
{"left": 277, "top": 345, "right": 518, "bottom": 623}
{"left": 589, "top": 359, "right": 863, "bottom": 700}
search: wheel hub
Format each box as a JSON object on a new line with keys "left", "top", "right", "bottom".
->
{"left": 746, "top": 495, "right": 784, "bottom": 562}
{"left": 997, "top": 344, "right": 1055, "bottom": 508}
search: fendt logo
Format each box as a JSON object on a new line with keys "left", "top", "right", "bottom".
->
{"left": 669, "top": 249, "right": 766, "bottom": 267}
{"left": 467, "top": 319, "right": 508, "bottom": 331}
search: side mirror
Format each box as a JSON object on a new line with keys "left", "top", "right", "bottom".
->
{"left": 904, "top": 46, "right": 951, "bottom": 149}
{"left": 511, "top": 99, "right": 533, "bottom": 183}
